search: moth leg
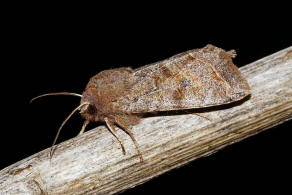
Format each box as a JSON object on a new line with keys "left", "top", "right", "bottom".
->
{"left": 115, "top": 116, "right": 143, "bottom": 162}
{"left": 78, "top": 119, "right": 90, "bottom": 136}
{"left": 185, "top": 110, "right": 212, "bottom": 121}
{"left": 227, "top": 49, "right": 237, "bottom": 58}
{"left": 104, "top": 117, "right": 126, "bottom": 155}
{"left": 192, "top": 113, "right": 212, "bottom": 121}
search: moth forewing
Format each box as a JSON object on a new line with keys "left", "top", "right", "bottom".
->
{"left": 114, "top": 44, "right": 250, "bottom": 113}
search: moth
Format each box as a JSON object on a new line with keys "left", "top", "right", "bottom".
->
{"left": 31, "top": 44, "right": 251, "bottom": 162}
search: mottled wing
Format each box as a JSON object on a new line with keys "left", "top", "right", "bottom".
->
{"left": 115, "top": 45, "right": 250, "bottom": 113}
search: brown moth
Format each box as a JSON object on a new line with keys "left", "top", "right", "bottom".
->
{"left": 31, "top": 44, "right": 251, "bottom": 162}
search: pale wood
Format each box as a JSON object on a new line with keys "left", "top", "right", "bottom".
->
{"left": 1, "top": 47, "right": 292, "bottom": 195}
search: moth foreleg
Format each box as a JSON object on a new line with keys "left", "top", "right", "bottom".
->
{"left": 78, "top": 119, "right": 90, "bottom": 136}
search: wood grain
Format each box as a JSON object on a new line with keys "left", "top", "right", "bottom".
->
{"left": 0, "top": 46, "right": 291, "bottom": 195}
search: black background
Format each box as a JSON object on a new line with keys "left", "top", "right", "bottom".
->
{"left": 2, "top": 4, "right": 291, "bottom": 194}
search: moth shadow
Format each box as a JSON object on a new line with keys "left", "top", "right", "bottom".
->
{"left": 142, "top": 94, "right": 251, "bottom": 118}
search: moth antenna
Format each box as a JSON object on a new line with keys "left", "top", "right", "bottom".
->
{"left": 50, "top": 102, "right": 90, "bottom": 158}
{"left": 30, "top": 92, "right": 82, "bottom": 103}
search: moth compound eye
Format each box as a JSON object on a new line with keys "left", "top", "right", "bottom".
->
{"left": 87, "top": 104, "right": 97, "bottom": 115}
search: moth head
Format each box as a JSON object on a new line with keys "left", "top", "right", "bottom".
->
{"left": 80, "top": 87, "right": 102, "bottom": 122}
{"left": 79, "top": 101, "right": 98, "bottom": 121}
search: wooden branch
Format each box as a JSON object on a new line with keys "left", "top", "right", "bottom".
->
{"left": 1, "top": 47, "right": 292, "bottom": 195}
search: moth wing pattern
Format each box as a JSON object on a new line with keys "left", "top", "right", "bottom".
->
{"left": 114, "top": 44, "right": 250, "bottom": 113}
